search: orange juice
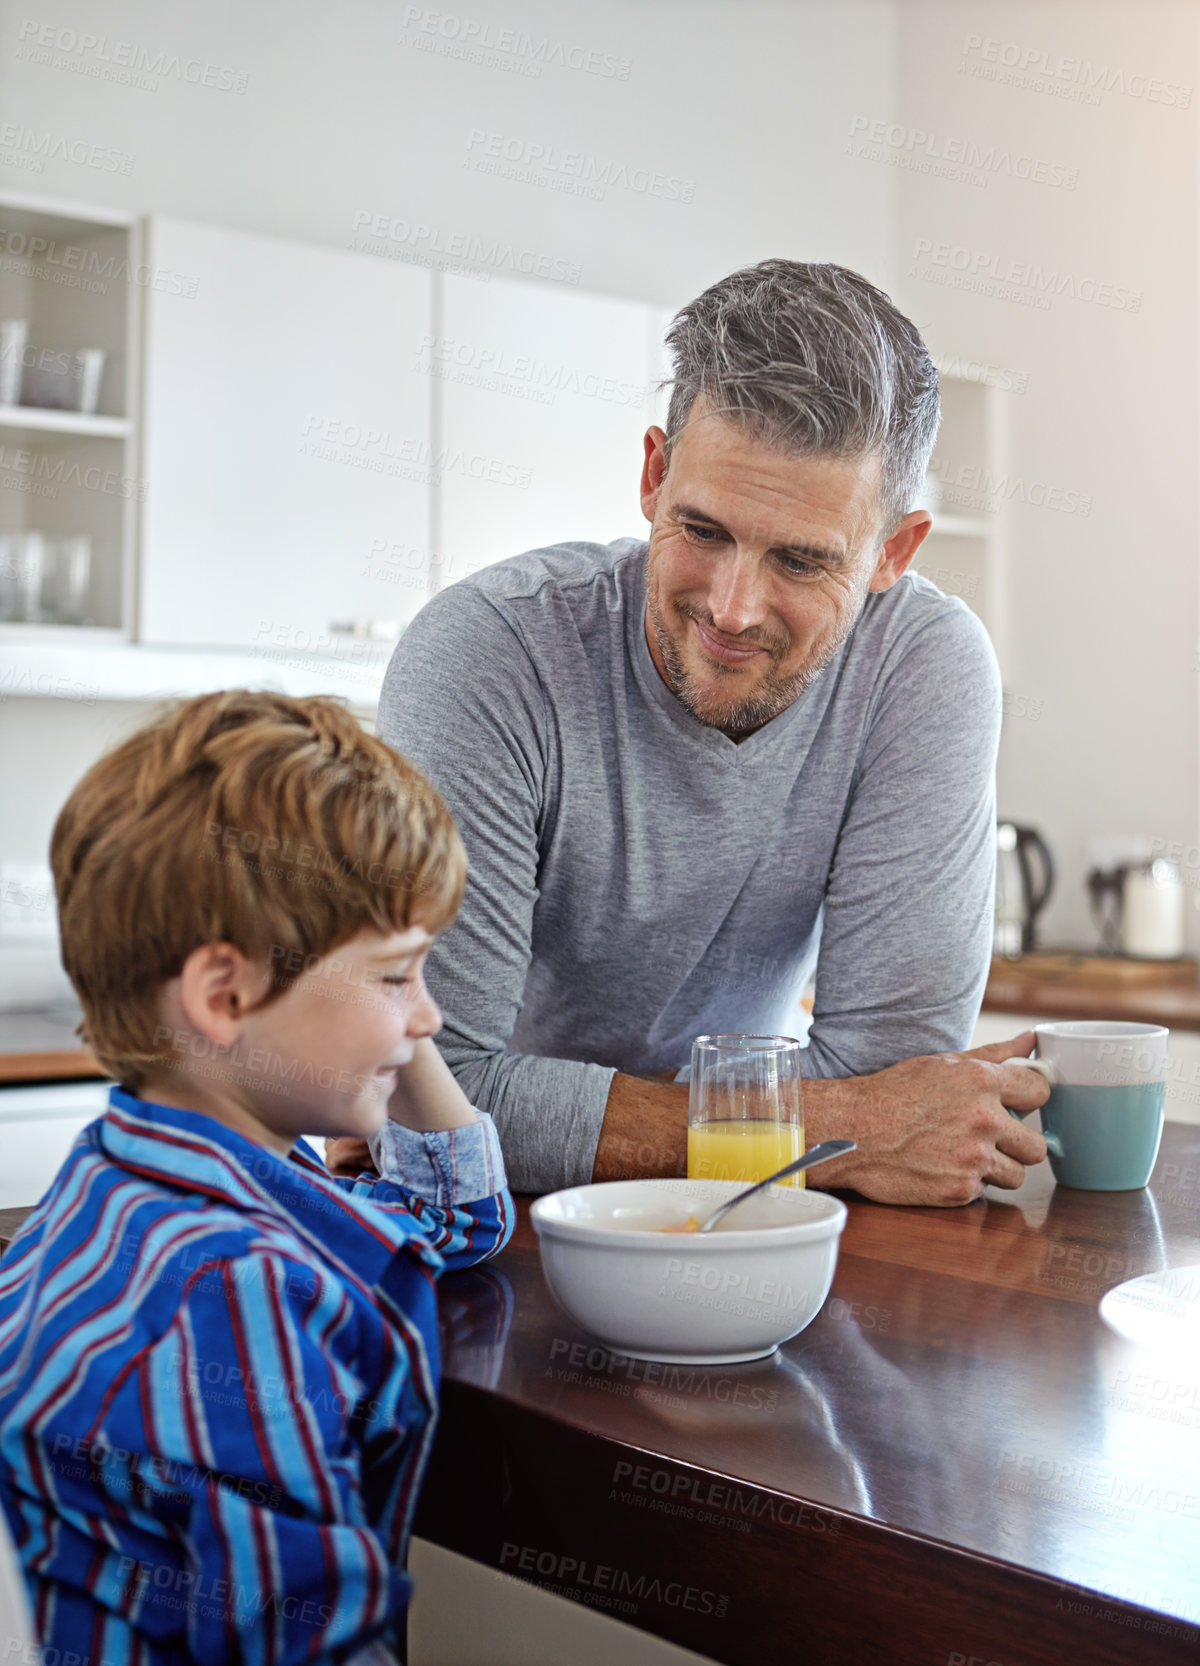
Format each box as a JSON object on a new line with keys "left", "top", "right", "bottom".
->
{"left": 687, "top": 1119, "right": 805, "bottom": 1188}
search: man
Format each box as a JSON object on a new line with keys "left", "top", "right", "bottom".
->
{"left": 364, "top": 258, "right": 1049, "bottom": 1204}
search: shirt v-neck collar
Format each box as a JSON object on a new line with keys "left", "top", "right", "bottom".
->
{"left": 622, "top": 543, "right": 837, "bottom": 762}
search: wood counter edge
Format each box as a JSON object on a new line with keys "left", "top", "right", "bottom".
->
{"left": 0, "top": 1049, "right": 105, "bottom": 1084}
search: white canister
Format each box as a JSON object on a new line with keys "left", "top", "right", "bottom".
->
{"left": 1121, "top": 860, "right": 1184, "bottom": 959}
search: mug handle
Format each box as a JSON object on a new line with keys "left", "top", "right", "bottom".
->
{"left": 1005, "top": 1057, "right": 1064, "bottom": 1159}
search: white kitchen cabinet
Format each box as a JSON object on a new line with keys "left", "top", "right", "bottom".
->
{"left": 140, "top": 217, "right": 434, "bottom": 649}
{"left": 0, "top": 1079, "right": 110, "bottom": 1209}
{"left": 435, "top": 274, "right": 659, "bottom": 584}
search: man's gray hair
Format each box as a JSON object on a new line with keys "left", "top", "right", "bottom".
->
{"left": 663, "top": 259, "right": 940, "bottom": 538}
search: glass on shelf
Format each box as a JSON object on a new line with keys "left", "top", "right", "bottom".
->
{"left": 0, "top": 321, "right": 27, "bottom": 406}
{"left": 0, "top": 531, "right": 46, "bottom": 621}
{"left": 0, "top": 532, "right": 92, "bottom": 624}
{"left": 48, "top": 536, "right": 92, "bottom": 624}
{"left": 19, "top": 347, "right": 107, "bottom": 415}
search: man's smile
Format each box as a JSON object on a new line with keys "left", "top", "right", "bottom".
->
{"left": 691, "top": 616, "right": 773, "bottom": 668}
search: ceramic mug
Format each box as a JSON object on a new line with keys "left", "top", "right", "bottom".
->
{"left": 1008, "top": 1021, "right": 1168, "bottom": 1190}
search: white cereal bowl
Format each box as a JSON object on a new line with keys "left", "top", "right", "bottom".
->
{"left": 530, "top": 1178, "right": 848, "bottom": 1365}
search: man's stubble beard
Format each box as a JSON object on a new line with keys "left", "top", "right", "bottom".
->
{"left": 645, "top": 566, "right": 867, "bottom": 740}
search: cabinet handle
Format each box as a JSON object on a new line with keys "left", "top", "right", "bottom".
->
{"left": 329, "top": 620, "right": 398, "bottom": 641}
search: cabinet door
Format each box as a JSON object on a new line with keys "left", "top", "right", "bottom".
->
{"left": 0, "top": 1081, "right": 111, "bottom": 1210}
{"left": 436, "top": 275, "right": 657, "bottom": 587}
{"left": 140, "top": 217, "right": 433, "bottom": 648}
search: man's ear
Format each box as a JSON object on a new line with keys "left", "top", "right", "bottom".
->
{"left": 640, "top": 426, "right": 668, "bottom": 523}
{"left": 868, "top": 509, "right": 933, "bottom": 593}
{"left": 177, "top": 943, "right": 265, "bottom": 1048}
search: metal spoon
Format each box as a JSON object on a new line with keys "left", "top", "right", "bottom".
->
{"left": 696, "top": 1139, "right": 857, "bottom": 1233}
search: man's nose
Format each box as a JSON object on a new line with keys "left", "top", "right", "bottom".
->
{"left": 705, "top": 550, "right": 768, "bottom": 634}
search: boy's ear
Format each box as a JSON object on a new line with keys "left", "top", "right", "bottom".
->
{"left": 177, "top": 943, "right": 266, "bottom": 1047}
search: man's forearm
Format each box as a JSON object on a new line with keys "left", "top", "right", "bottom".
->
{"left": 592, "top": 1071, "right": 857, "bottom": 1183}
{"left": 592, "top": 1073, "right": 688, "bottom": 1179}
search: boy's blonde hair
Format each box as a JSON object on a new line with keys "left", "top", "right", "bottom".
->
{"left": 50, "top": 690, "right": 466, "bottom": 1087}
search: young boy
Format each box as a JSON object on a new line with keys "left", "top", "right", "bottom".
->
{"left": 0, "top": 689, "right": 514, "bottom": 1665}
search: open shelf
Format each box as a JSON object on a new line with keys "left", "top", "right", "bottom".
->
{"left": 0, "top": 408, "right": 130, "bottom": 440}
{"left": 0, "top": 192, "right": 141, "bottom": 636}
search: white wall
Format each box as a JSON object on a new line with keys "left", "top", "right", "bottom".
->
{"left": 0, "top": 697, "right": 159, "bottom": 1005}
{"left": 0, "top": 0, "right": 898, "bottom": 307}
{"left": 890, "top": 0, "right": 1200, "bottom": 950}
{"left": 3, "top": 0, "right": 1200, "bottom": 979}
{"left": 0, "top": 0, "right": 900, "bottom": 1006}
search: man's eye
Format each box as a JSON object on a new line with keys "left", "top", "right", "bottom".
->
{"left": 777, "top": 554, "right": 821, "bottom": 578}
{"left": 683, "top": 522, "right": 723, "bottom": 543}
{"left": 381, "top": 976, "right": 415, "bottom": 988}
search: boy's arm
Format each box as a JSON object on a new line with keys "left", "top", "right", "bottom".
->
{"left": 327, "top": 1043, "right": 512, "bottom": 1267}
{"left": 322, "top": 1040, "right": 515, "bottom": 1269}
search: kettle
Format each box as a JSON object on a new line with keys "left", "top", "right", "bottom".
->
{"left": 994, "top": 823, "right": 1054, "bottom": 958}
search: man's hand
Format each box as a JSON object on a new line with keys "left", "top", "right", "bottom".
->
{"left": 809, "top": 1031, "right": 1050, "bottom": 1207}
{"left": 593, "top": 1031, "right": 1050, "bottom": 1207}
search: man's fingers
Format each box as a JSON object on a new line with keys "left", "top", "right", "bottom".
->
{"left": 997, "top": 1057, "right": 1051, "bottom": 1111}
{"left": 981, "top": 1148, "right": 1032, "bottom": 1190}
{"left": 995, "top": 1114, "right": 1048, "bottom": 1166}
{"left": 964, "top": 1030, "right": 1037, "bottom": 1064}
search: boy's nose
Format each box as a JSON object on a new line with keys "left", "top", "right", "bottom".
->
{"left": 408, "top": 984, "right": 441, "bottom": 1038}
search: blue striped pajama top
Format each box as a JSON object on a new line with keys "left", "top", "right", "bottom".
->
{"left": 0, "top": 1086, "right": 514, "bottom": 1665}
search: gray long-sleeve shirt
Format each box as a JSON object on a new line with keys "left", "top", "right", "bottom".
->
{"left": 377, "top": 537, "right": 1002, "bottom": 1192}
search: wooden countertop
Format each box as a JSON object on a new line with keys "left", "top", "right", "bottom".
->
{"left": 3, "top": 1133, "right": 1199, "bottom": 1661}
{"left": 0, "top": 1007, "right": 103, "bottom": 1083}
{"left": 984, "top": 952, "right": 1200, "bottom": 1031}
{"left": 417, "top": 1130, "right": 1200, "bottom": 1663}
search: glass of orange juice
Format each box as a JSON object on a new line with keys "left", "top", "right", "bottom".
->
{"left": 688, "top": 1034, "right": 805, "bottom": 1188}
